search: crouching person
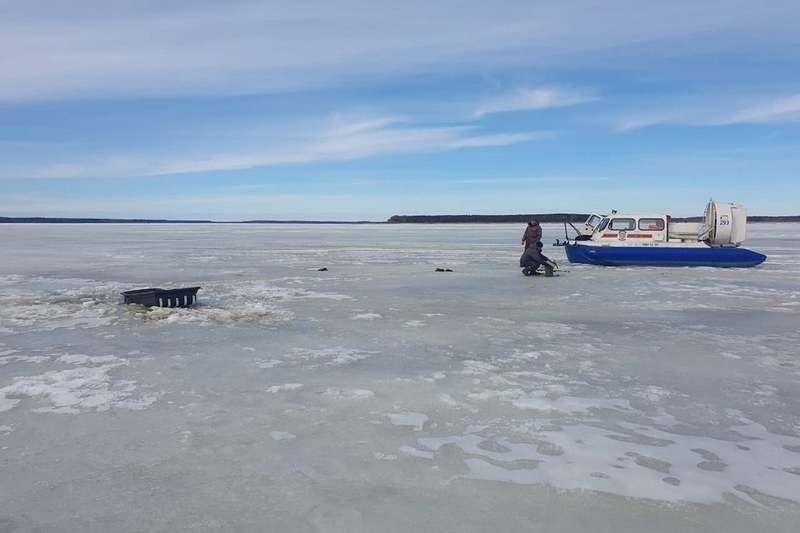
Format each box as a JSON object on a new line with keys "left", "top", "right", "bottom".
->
{"left": 519, "top": 241, "right": 557, "bottom": 276}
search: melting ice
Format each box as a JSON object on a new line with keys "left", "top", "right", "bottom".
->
{"left": 1, "top": 222, "right": 799, "bottom": 532}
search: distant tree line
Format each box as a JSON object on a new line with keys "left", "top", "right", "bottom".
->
{"left": 746, "top": 216, "right": 800, "bottom": 222}
{"left": 386, "top": 214, "right": 592, "bottom": 224}
{"left": 0, "top": 217, "right": 212, "bottom": 223}
{"left": 386, "top": 214, "right": 800, "bottom": 224}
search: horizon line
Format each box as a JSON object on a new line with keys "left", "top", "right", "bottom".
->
{"left": 3, "top": 214, "right": 800, "bottom": 224}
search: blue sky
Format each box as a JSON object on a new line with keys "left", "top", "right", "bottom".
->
{"left": 1, "top": 0, "right": 798, "bottom": 221}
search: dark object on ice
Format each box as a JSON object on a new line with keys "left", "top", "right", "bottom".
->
{"left": 435, "top": 268, "right": 453, "bottom": 272}
{"left": 522, "top": 265, "right": 555, "bottom": 277}
{"left": 121, "top": 286, "right": 201, "bottom": 308}
{"left": 318, "top": 267, "right": 328, "bottom": 271}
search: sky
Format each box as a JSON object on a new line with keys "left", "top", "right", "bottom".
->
{"left": 1, "top": 0, "right": 799, "bottom": 221}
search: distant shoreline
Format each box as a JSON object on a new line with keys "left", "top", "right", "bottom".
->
{"left": 0, "top": 217, "right": 372, "bottom": 225}
{"left": 2, "top": 214, "right": 799, "bottom": 224}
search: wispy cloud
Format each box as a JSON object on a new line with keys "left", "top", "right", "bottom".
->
{"left": 473, "top": 88, "right": 596, "bottom": 118}
{"left": 150, "top": 117, "right": 541, "bottom": 176}
{"left": 617, "top": 93, "right": 800, "bottom": 131}
{"left": 428, "top": 175, "right": 609, "bottom": 187}
{"left": 726, "top": 95, "right": 800, "bottom": 124}
{"left": 2, "top": 1, "right": 795, "bottom": 102}
{"left": 2, "top": 114, "right": 542, "bottom": 179}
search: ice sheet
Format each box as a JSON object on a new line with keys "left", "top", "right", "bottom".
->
{"left": 1, "top": 222, "right": 799, "bottom": 532}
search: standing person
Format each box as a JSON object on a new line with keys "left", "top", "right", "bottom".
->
{"left": 521, "top": 218, "right": 542, "bottom": 249}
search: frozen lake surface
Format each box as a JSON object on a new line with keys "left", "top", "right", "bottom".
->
{"left": 1, "top": 222, "right": 799, "bottom": 532}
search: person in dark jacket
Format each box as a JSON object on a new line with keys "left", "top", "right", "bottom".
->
{"left": 521, "top": 219, "right": 542, "bottom": 249}
{"left": 519, "top": 241, "right": 556, "bottom": 276}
